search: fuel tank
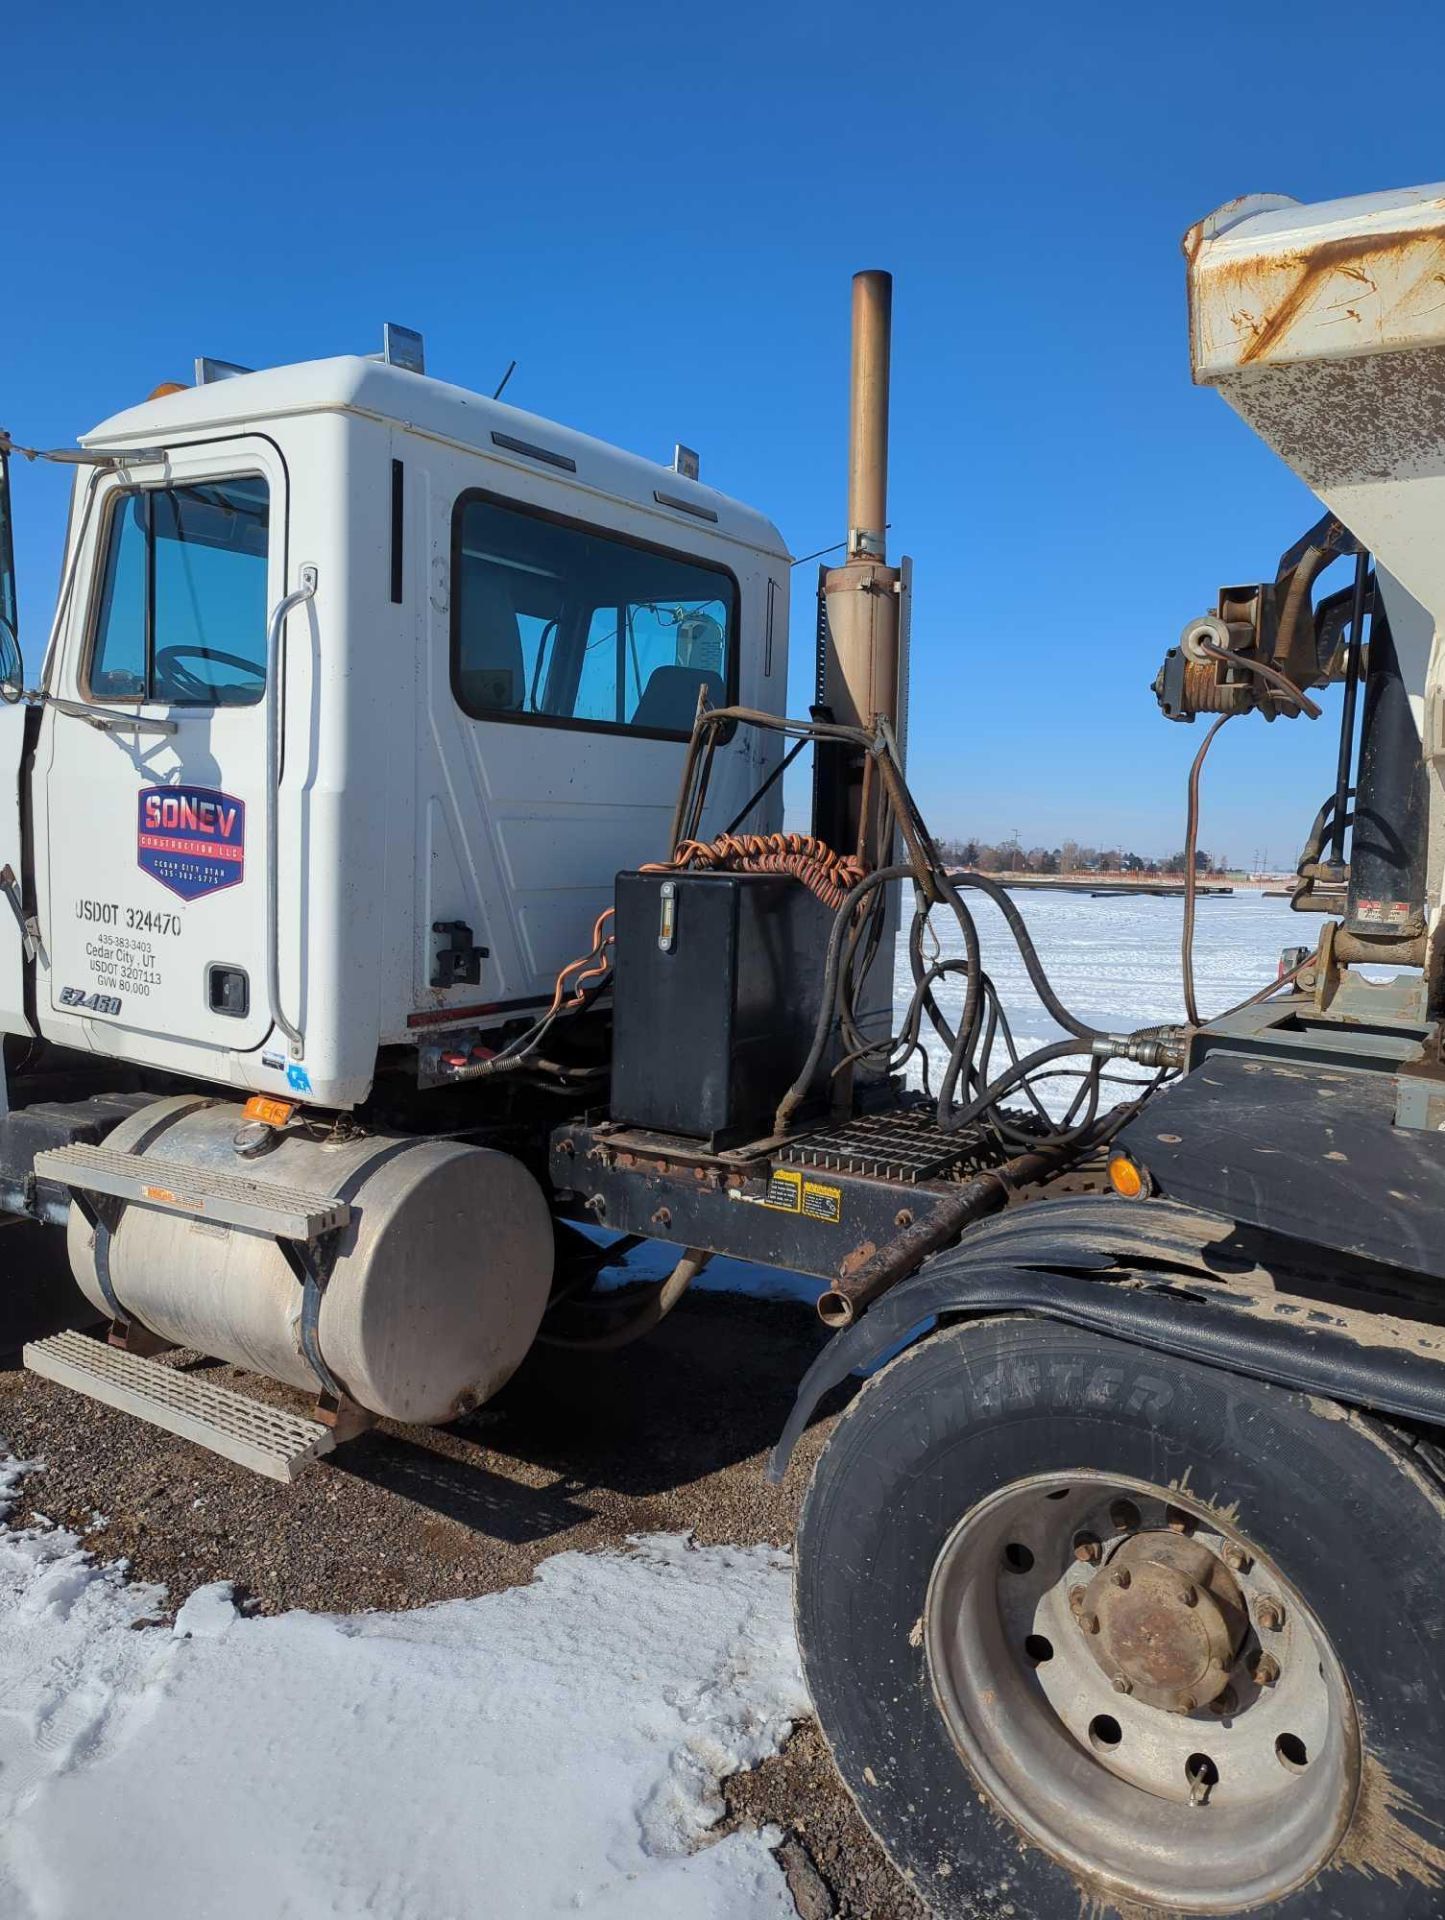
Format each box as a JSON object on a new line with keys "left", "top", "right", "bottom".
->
{"left": 66, "top": 1098, "right": 554, "bottom": 1424}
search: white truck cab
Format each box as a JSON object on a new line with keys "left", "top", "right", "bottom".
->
{"left": 10, "top": 353, "right": 790, "bottom": 1108}
{"left": 0, "top": 286, "right": 890, "bottom": 1468}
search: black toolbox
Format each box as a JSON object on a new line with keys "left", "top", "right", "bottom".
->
{"left": 610, "top": 870, "right": 840, "bottom": 1147}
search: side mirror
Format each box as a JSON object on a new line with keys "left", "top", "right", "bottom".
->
{"left": 0, "top": 440, "right": 20, "bottom": 695}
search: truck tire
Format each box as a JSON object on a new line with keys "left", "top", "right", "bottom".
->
{"left": 795, "top": 1316, "right": 1445, "bottom": 1918}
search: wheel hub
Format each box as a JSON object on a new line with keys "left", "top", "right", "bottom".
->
{"left": 924, "top": 1471, "right": 1360, "bottom": 1913}
{"left": 1081, "top": 1530, "right": 1247, "bottom": 1711}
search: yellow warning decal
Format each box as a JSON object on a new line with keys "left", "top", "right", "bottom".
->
{"left": 763, "top": 1168, "right": 802, "bottom": 1212}
{"left": 802, "top": 1179, "right": 843, "bottom": 1225}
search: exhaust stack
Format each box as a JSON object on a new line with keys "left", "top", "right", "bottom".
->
{"left": 815, "top": 270, "right": 905, "bottom": 869}
{"left": 812, "top": 271, "right": 910, "bottom": 1067}
{"left": 848, "top": 269, "right": 892, "bottom": 562}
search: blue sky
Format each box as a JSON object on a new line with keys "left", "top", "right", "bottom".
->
{"left": 4, "top": 0, "right": 1441, "bottom": 864}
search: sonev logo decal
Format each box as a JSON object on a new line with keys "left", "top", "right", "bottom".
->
{"left": 137, "top": 786, "right": 246, "bottom": 901}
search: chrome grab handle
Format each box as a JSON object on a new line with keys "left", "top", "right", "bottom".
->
{"left": 264, "top": 566, "right": 317, "bottom": 1060}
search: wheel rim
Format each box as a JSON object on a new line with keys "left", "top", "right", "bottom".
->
{"left": 923, "top": 1471, "right": 1360, "bottom": 1912}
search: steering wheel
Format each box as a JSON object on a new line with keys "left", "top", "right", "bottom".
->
{"left": 153, "top": 645, "right": 265, "bottom": 704}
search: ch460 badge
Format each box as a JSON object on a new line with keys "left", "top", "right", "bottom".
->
{"left": 58, "top": 987, "right": 121, "bottom": 1016}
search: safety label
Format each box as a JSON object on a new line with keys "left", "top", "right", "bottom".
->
{"left": 757, "top": 1168, "right": 844, "bottom": 1224}
{"left": 763, "top": 1169, "right": 803, "bottom": 1212}
{"left": 137, "top": 786, "right": 245, "bottom": 901}
{"left": 1354, "top": 897, "right": 1411, "bottom": 928}
{"left": 801, "top": 1179, "right": 843, "bottom": 1225}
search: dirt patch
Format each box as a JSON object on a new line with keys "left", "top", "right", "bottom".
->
{"left": 0, "top": 1288, "right": 930, "bottom": 1916}
{"left": 0, "top": 1291, "right": 836, "bottom": 1612}
{"left": 720, "top": 1718, "right": 931, "bottom": 1919}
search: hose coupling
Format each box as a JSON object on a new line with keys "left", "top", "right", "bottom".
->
{"left": 1092, "top": 1030, "right": 1187, "bottom": 1070}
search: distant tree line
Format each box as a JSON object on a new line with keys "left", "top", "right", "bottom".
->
{"left": 937, "top": 837, "right": 1228, "bottom": 876}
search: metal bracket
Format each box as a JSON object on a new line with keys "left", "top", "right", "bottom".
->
{"left": 278, "top": 1232, "right": 349, "bottom": 1403}
{"left": 0, "top": 863, "right": 39, "bottom": 959}
{"left": 69, "top": 1188, "right": 168, "bottom": 1350}
{"left": 431, "top": 920, "right": 488, "bottom": 989}
{"left": 70, "top": 1187, "right": 125, "bottom": 1321}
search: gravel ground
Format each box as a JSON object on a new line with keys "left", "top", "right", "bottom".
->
{"left": 0, "top": 1283, "right": 923, "bottom": 1917}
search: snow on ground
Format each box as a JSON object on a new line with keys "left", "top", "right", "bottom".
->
{"left": 0, "top": 1457, "right": 805, "bottom": 1920}
{"left": 0, "top": 892, "right": 1333, "bottom": 1918}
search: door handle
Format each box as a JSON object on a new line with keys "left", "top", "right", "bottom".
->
{"left": 264, "top": 566, "right": 317, "bottom": 1061}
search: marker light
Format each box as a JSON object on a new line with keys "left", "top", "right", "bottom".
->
{"left": 1107, "top": 1153, "right": 1147, "bottom": 1199}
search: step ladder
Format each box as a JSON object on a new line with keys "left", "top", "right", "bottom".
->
{"left": 24, "top": 1331, "right": 339, "bottom": 1482}
{"left": 31, "top": 1143, "right": 351, "bottom": 1239}
{"left": 26, "top": 1142, "right": 358, "bottom": 1479}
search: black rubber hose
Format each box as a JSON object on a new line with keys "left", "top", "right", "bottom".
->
{"left": 774, "top": 864, "right": 914, "bottom": 1131}
{"left": 945, "top": 869, "right": 1107, "bottom": 1041}
{"left": 937, "top": 1037, "right": 1092, "bottom": 1135}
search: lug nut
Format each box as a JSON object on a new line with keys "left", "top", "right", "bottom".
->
{"left": 1177, "top": 1584, "right": 1199, "bottom": 1609}
{"left": 1166, "top": 1506, "right": 1195, "bottom": 1534}
{"left": 1256, "top": 1595, "right": 1285, "bottom": 1632}
{"left": 1109, "top": 1499, "right": 1140, "bottom": 1532}
{"left": 1175, "top": 1691, "right": 1198, "bottom": 1714}
{"left": 1221, "top": 1542, "right": 1250, "bottom": 1574}
{"left": 1251, "top": 1652, "right": 1281, "bottom": 1688}
{"left": 1068, "top": 1585, "right": 1087, "bottom": 1615}
{"left": 1079, "top": 1611, "right": 1101, "bottom": 1636}
{"left": 1073, "top": 1532, "right": 1102, "bottom": 1564}
{"left": 1209, "top": 1685, "right": 1238, "bottom": 1716}
{"left": 1111, "top": 1674, "right": 1133, "bottom": 1695}
{"left": 1110, "top": 1567, "right": 1131, "bottom": 1590}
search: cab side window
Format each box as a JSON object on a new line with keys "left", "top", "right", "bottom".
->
{"left": 451, "top": 493, "right": 736, "bottom": 739}
{"left": 90, "top": 477, "right": 270, "bottom": 706}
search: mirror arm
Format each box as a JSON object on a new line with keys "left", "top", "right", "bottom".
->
{"left": 45, "top": 696, "right": 177, "bottom": 736}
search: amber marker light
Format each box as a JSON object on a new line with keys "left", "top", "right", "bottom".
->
{"left": 1107, "top": 1153, "right": 1147, "bottom": 1199}
{"left": 243, "top": 1095, "right": 296, "bottom": 1129}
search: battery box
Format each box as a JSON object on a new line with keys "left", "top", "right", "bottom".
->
{"left": 610, "top": 870, "right": 840, "bottom": 1147}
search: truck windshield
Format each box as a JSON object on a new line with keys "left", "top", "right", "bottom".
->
{"left": 88, "top": 476, "right": 269, "bottom": 706}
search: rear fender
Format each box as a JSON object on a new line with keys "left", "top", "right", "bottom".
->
{"left": 768, "top": 1194, "right": 1445, "bottom": 1480}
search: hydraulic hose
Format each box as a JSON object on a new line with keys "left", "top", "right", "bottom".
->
{"left": 668, "top": 702, "right": 1178, "bottom": 1151}
{"left": 774, "top": 863, "right": 913, "bottom": 1132}
{"left": 945, "top": 869, "right": 1108, "bottom": 1041}
{"left": 538, "top": 1248, "right": 711, "bottom": 1351}
{"left": 1181, "top": 714, "right": 1231, "bottom": 1028}
{"left": 937, "top": 1037, "right": 1091, "bottom": 1135}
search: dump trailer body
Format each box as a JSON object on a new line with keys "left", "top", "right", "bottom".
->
{"left": 1187, "top": 183, "right": 1445, "bottom": 954}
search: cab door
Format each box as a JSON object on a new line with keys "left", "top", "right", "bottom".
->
{"left": 39, "top": 437, "right": 286, "bottom": 1054}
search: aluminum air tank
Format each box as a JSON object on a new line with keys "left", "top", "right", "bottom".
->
{"left": 66, "top": 1098, "right": 554, "bottom": 1425}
